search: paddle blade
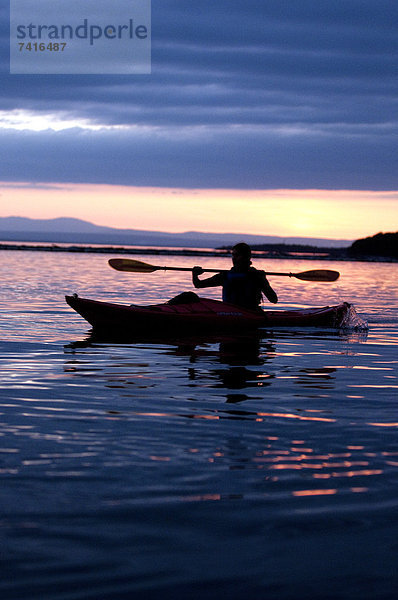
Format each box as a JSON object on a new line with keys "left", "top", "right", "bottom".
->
{"left": 293, "top": 269, "right": 340, "bottom": 282}
{"left": 108, "top": 258, "right": 158, "bottom": 273}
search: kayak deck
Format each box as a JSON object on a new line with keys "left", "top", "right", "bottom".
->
{"left": 65, "top": 293, "right": 355, "bottom": 334}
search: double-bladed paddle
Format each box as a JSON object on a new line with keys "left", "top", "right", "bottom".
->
{"left": 108, "top": 258, "right": 340, "bottom": 282}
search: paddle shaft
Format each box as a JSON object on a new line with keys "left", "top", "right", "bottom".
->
{"left": 158, "top": 267, "right": 336, "bottom": 281}
{"left": 155, "top": 265, "right": 219, "bottom": 272}
{"left": 108, "top": 259, "right": 339, "bottom": 281}
{"left": 158, "top": 266, "right": 320, "bottom": 278}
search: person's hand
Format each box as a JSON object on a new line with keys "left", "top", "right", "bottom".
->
{"left": 192, "top": 266, "right": 204, "bottom": 276}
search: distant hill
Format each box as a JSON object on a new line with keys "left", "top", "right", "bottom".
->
{"left": 349, "top": 232, "right": 398, "bottom": 259}
{"left": 0, "top": 216, "right": 352, "bottom": 248}
{"left": 0, "top": 216, "right": 111, "bottom": 233}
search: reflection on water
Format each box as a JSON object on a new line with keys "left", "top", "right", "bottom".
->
{"left": 59, "top": 329, "right": 398, "bottom": 501}
{"left": 0, "top": 251, "right": 398, "bottom": 599}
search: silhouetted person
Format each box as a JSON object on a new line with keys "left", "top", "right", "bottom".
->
{"left": 192, "top": 242, "right": 278, "bottom": 310}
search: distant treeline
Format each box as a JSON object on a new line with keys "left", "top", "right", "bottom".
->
{"left": 348, "top": 232, "right": 398, "bottom": 259}
{"left": 249, "top": 243, "right": 346, "bottom": 257}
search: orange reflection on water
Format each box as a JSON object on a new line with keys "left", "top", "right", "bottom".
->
{"left": 182, "top": 494, "right": 221, "bottom": 502}
{"left": 270, "top": 463, "right": 317, "bottom": 470}
{"left": 314, "top": 469, "right": 383, "bottom": 478}
{"left": 314, "top": 453, "right": 352, "bottom": 458}
{"left": 293, "top": 489, "right": 337, "bottom": 497}
{"left": 256, "top": 450, "right": 290, "bottom": 456}
{"left": 133, "top": 411, "right": 171, "bottom": 417}
{"left": 269, "top": 461, "right": 371, "bottom": 471}
{"left": 368, "top": 422, "right": 398, "bottom": 427}
{"left": 192, "top": 415, "right": 220, "bottom": 420}
{"left": 256, "top": 411, "right": 335, "bottom": 423}
{"left": 131, "top": 411, "right": 219, "bottom": 420}
{"left": 268, "top": 458, "right": 371, "bottom": 471}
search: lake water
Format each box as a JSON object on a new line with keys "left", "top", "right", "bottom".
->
{"left": 0, "top": 250, "right": 397, "bottom": 599}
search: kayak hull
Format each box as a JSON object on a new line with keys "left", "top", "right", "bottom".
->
{"left": 65, "top": 294, "right": 352, "bottom": 335}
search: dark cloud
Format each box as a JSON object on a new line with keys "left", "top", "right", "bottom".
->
{"left": 0, "top": 122, "right": 395, "bottom": 189}
{"left": 0, "top": 1, "right": 397, "bottom": 189}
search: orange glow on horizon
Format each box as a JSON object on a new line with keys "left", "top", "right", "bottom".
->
{"left": 0, "top": 181, "right": 397, "bottom": 240}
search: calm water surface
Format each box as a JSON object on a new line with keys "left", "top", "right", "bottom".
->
{"left": 0, "top": 250, "right": 397, "bottom": 599}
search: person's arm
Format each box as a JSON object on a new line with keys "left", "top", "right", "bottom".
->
{"left": 260, "top": 272, "right": 278, "bottom": 304}
{"left": 192, "top": 267, "right": 224, "bottom": 289}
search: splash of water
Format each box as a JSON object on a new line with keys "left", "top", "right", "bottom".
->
{"left": 341, "top": 304, "right": 369, "bottom": 331}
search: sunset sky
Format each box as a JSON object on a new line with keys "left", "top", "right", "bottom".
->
{"left": 0, "top": 1, "right": 397, "bottom": 240}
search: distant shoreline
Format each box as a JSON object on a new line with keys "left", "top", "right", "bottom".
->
{"left": 0, "top": 241, "right": 396, "bottom": 263}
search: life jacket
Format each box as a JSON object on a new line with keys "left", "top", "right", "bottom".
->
{"left": 222, "top": 268, "right": 263, "bottom": 309}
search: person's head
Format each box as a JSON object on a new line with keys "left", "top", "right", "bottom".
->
{"left": 231, "top": 242, "right": 252, "bottom": 270}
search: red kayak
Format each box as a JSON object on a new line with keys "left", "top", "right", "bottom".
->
{"left": 65, "top": 293, "right": 354, "bottom": 334}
